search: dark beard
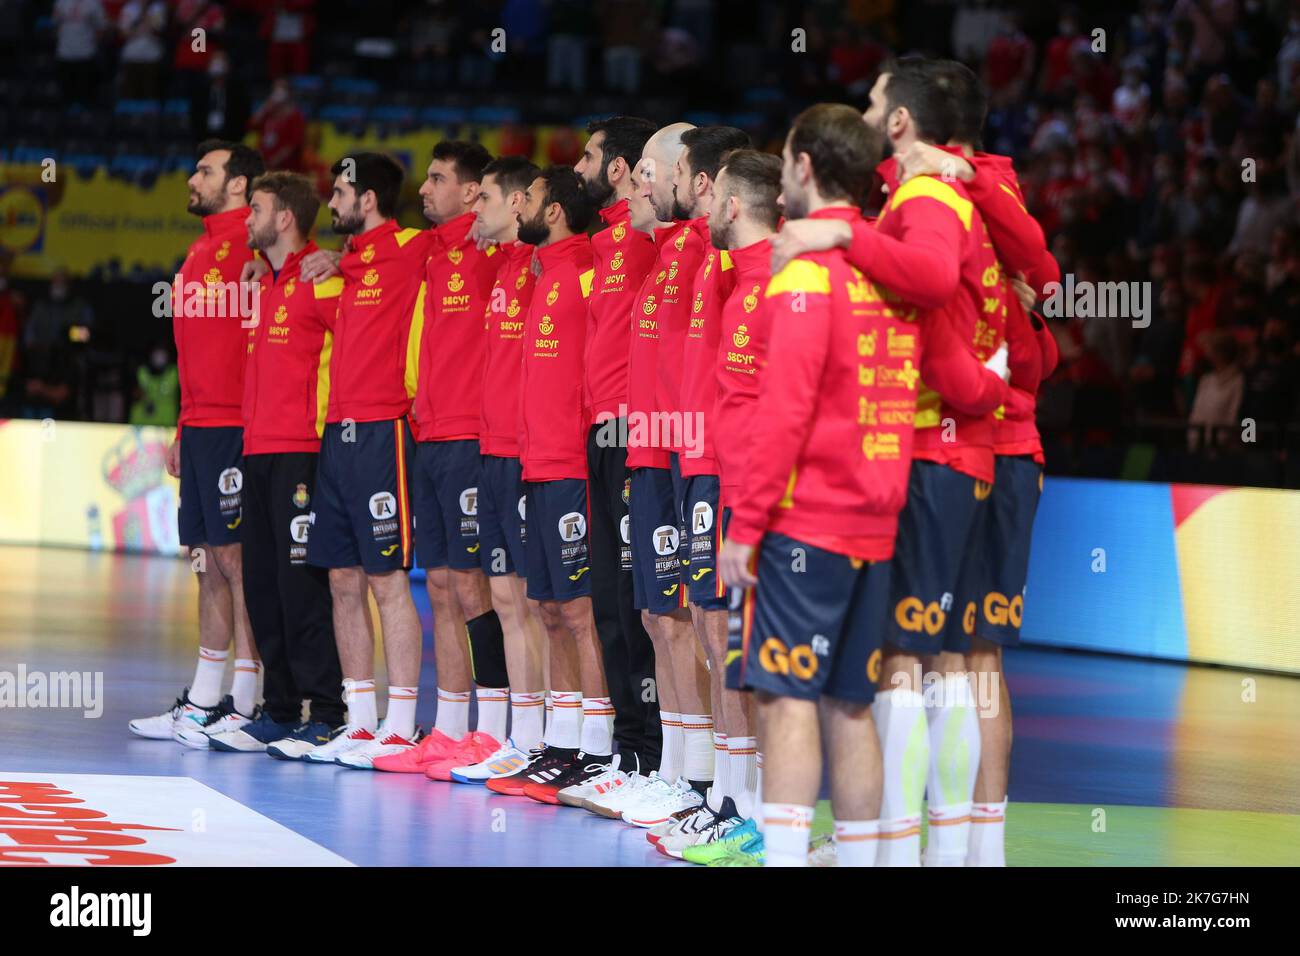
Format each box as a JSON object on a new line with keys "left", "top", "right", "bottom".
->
{"left": 331, "top": 201, "right": 365, "bottom": 236}
{"left": 247, "top": 222, "right": 277, "bottom": 251}
{"left": 670, "top": 196, "right": 694, "bottom": 222}
{"left": 581, "top": 168, "right": 615, "bottom": 208}
{"left": 187, "top": 192, "right": 221, "bottom": 217}
{"left": 709, "top": 217, "right": 732, "bottom": 250}
{"left": 516, "top": 211, "right": 550, "bottom": 247}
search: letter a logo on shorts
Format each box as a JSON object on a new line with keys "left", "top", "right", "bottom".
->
{"left": 653, "top": 525, "right": 680, "bottom": 557}
{"left": 558, "top": 511, "right": 587, "bottom": 543}
{"left": 289, "top": 515, "right": 311, "bottom": 544}
{"left": 619, "top": 515, "right": 631, "bottom": 545}
{"left": 369, "top": 492, "right": 397, "bottom": 520}
{"left": 218, "top": 467, "right": 243, "bottom": 495}
{"left": 691, "top": 502, "right": 714, "bottom": 534}
{"left": 459, "top": 487, "right": 478, "bottom": 516}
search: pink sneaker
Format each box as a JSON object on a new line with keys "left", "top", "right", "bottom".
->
{"left": 425, "top": 732, "right": 501, "bottom": 781}
{"left": 373, "top": 728, "right": 459, "bottom": 773}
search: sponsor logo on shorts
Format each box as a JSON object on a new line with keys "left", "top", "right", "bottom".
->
{"left": 558, "top": 511, "right": 587, "bottom": 543}
{"left": 758, "top": 637, "right": 819, "bottom": 680}
{"left": 218, "top": 467, "right": 243, "bottom": 496}
{"left": 983, "top": 591, "right": 1023, "bottom": 628}
{"left": 690, "top": 501, "right": 714, "bottom": 534}
{"left": 289, "top": 515, "right": 311, "bottom": 563}
{"left": 459, "top": 488, "right": 478, "bottom": 516}
{"left": 369, "top": 492, "right": 397, "bottom": 520}
{"left": 652, "top": 525, "right": 680, "bottom": 557}
{"left": 894, "top": 594, "right": 952, "bottom": 636}
{"left": 292, "top": 482, "right": 310, "bottom": 509}
{"left": 518, "top": 495, "right": 527, "bottom": 520}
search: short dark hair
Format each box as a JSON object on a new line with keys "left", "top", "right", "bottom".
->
{"left": 536, "top": 165, "right": 594, "bottom": 234}
{"left": 482, "top": 155, "right": 541, "bottom": 198}
{"left": 585, "top": 116, "right": 656, "bottom": 175}
{"left": 330, "top": 152, "right": 404, "bottom": 218}
{"left": 717, "top": 149, "right": 782, "bottom": 230}
{"left": 431, "top": 139, "right": 492, "bottom": 184}
{"left": 196, "top": 139, "right": 266, "bottom": 191}
{"left": 788, "top": 104, "right": 883, "bottom": 205}
{"left": 933, "top": 59, "right": 987, "bottom": 148}
{"left": 249, "top": 171, "right": 321, "bottom": 238}
{"left": 680, "top": 126, "right": 752, "bottom": 183}
{"left": 879, "top": 56, "right": 959, "bottom": 145}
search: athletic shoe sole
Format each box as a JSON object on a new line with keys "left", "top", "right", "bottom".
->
{"left": 449, "top": 771, "right": 489, "bottom": 784}
{"left": 581, "top": 799, "right": 632, "bottom": 819}
{"left": 208, "top": 738, "right": 267, "bottom": 753}
{"left": 522, "top": 784, "right": 562, "bottom": 805}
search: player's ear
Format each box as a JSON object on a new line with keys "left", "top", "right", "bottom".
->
{"left": 608, "top": 156, "right": 626, "bottom": 184}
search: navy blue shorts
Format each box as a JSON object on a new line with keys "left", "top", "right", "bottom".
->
{"left": 178, "top": 424, "right": 244, "bottom": 548}
{"left": 629, "top": 466, "right": 686, "bottom": 614}
{"left": 738, "top": 531, "right": 888, "bottom": 704}
{"left": 970, "top": 455, "right": 1041, "bottom": 647}
{"left": 885, "top": 460, "right": 986, "bottom": 655}
{"left": 523, "top": 478, "right": 592, "bottom": 602}
{"left": 413, "top": 439, "right": 482, "bottom": 571}
{"left": 681, "top": 474, "right": 728, "bottom": 610}
{"left": 720, "top": 508, "right": 748, "bottom": 691}
{"left": 478, "top": 454, "right": 527, "bottom": 577}
{"left": 306, "top": 419, "right": 414, "bottom": 574}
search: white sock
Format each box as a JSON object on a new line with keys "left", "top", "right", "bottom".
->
{"left": 711, "top": 733, "right": 730, "bottom": 805}
{"left": 834, "top": 819, "right": 880, "bottom": 867}
{"left": 475, "top": 687, "right": 509, "bottom": 742}
{"left": 544, "top": 690, "right": 582, "bottom": 749}
{"left": 682, "top": 712, "right": 715, "bottom": 782}
{"left": 579, "top": 696, "right": 614, "bottom": 755}
{"left": 385, "top": 685, "right": 418, "bottom": 740}
{"left": 343, "top": 678, "right": 378, "bottom": 731}
{"left": 968, "top": 798, "right": 1008, "bottom": 867}
{"left": 874, "top": 688, "right": 928, "bottom": 866}
{"left": 729, "top": 735, "right": 759, "bottom": 820}
{"left": 923, "top": 673, "right": 981, "bottom": 867}
{"left": 544, "top": 691, "right": 553, "bottom": 731}
{"left": 435, "top": 688, "right": 470, "bottom": 739}
{"left": 659, "top": 711, "right": 684, "bottom": 781}
{"left": 762, "top": 803, "right": 814, "bottom": 866}
{"left": 189, "top": 647, "right": 228, "bottom": 707}
{"left": 230, "top": 659, "right": 260, "bottom": 716}
{"left": 509, "top": 691, "right": 545, "bottom": 751}
{"left": 754, "top": 750, "right": 765, "bottom": 830}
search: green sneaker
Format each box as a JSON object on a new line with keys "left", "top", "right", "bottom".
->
{"left": 683, "top": 817, "right": 762, "bottom": 865}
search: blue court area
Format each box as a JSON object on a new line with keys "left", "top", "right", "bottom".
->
{"left": 2, "top": 545, "right": 1297, "bottom": 866}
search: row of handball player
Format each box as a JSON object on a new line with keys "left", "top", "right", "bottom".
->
{"left": 130, "top": 54, "right": 1058, "bottom": 868}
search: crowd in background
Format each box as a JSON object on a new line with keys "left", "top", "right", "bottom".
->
{"left": 2, "top": 0, "right": 1299, "bottom": 485}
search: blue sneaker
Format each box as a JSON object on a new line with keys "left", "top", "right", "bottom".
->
{"left": 266, "top": 721, "right": 342, "bottom": 761}
{"left": 682, "top": 817, "right": 764, "bottom": 865}
{"left": 209, "top": 711, "right": 296, "bottom": 753}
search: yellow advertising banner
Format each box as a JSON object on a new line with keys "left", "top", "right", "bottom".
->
{"left": 0, "top": 419, "right": 181, "bottom": 554}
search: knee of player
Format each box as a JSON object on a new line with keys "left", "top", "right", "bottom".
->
{"left": 537, "top": 600, "right": 564, "bottom": 630}
{"left": 209, "top": 542, "right": 242, "bottom": 579}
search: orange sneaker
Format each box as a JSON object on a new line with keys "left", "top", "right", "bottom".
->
{"left": 373, "top": 728, "right": 459, "bottom": 773}
{"left": 425, "top": 732, "right": 500, "bottom": 781}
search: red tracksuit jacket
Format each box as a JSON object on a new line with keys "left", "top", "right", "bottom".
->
{"left": 678, "top": 245, "right": 736, "bottom": 478}
{"left": 174, "top": 206, "right": 256, "bottom": 431}
{"left": 713, "top": 237, "right": 773, "bottom": 506}
{"left": 728, "top": 207, "right": 920, "bottom": 561}
{"left": 584, "top": 198, "right": 658, "bottom": 425}
{"left": 414, "top": 211, "right": 499, "bottom": 441}
{"left": 479, "top": 240, "right": 537, "bottom": 458}
{"left": 518, "top": 233, "right": 594, "bottom": 481}
{"left": 654, "top": 216, "right": 709, "bottom": 457}
{"left": 626, "top": 223, "right": 684, "bottom": 470}
{"left": 242, "top": 241, "right": 342, "bottom": 455}
{"left": 328, "top": 218, "right": 432, "bottom": 424}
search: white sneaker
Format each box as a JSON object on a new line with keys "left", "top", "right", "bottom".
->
{"left": 266, "top": 722, "right": 342, "bottom": 761}
{"left": 621, "top": 775, "right": 703, "bottom": 828}
{"left": 657, "top": 807, "right": 728, "bottom": 858}
{"left": 128, "top": 688, "right": 217, "bottom": 740}
{"left": 650, "top": 799, "right": 713, "bottom": 843}
{"left": 557, "top": 754, "right": 625, "bottom": 807}
{"left": 303, "top": 725, "right": 377, "bottom": 763}
{"left": 450, "top": 739, "right": 537, "bottom": 784}
{"left": 808, "top": 833, "right": 838, "bottom": 866}
{"left": 584, "top": 770, "right": 651, "bottom": 818}
{"left": 335, "top": 726, "right": 420, "bottom": 769}
{"left": 175, "top": 696, "right": 255, "bottom": 749}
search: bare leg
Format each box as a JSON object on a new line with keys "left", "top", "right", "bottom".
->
{"left": 560, "top": 596, "right": 607, "bottom": 698}
{"left": 328, "top": 566, "right": 373, "bottom": 680}
{"left": 489, "top": 573, "right": 544, "bottom": 693}
{"left": 210, "top": 543, "right": 257, "bottom": 661}
{"left": 367, "top": 569, "right": 421, "bottom": 687}
{"left": 425, "top": 567, "right": 472, "bottom": 692}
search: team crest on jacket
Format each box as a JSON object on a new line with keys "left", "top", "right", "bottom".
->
{"left": 538, "top": 315, "right": 554, "bottom": 335}
{"left": 362, "top": 268, "right": 379, "bottom": 286}
{"left": 622, "top": 478, "right": 631, "bottom": 505}
{"left": 703, "top": 253, "right": 714, "bottom": 278}
{"left": 612, "top": 223, "right": 626, "bottom": 242}
{"left": 609, "top": 251, "right": 624, "bottom": 271}
{"left": 506, "top": 298, "right": 521, "bottom": 318}
{"left": 655, "top": 269, "right": 666, "bottom": 284}
{"left": 692, "top": 292, "right": 703, "bottom": 313}
{"left": 642, "top": 295, "right": 658, "bottom": 315}
{"left": 674, "top": 228, "right": 688, "bottom": 251}
{"left": 448, "top": 247, "right": 464, "bottom": 264}
{"left": 667, "top": 261, "right": 679, "bottom": 281}
{"left": 284, "top": 277, "right": 296, "bottom": 297}
{"left": 215, "top": 240, "right": 230, "bottom": 261}
{"left": 273, "top": 304, "right": 288, "bottom": 324}
{"left": 448, "top": 272, "right": 464, "bottom": 292}
{"left": 204, "top": 267, "right": 223, "bottom": 286}
{"left": 515, "top": 269, "right": 528, "bottom": 290}
{"left": 545, "top": 282, "right": 560, "bottom": 305}
{"left": 743, "top": 285, "right": 759, "bottom": 312}
{"left": 360, "top": 243, "right": 376, "bottom": 264}
{"left": 293, "top": 483, "right": 310, "bottom": 509}
{"left": 733, "top": 325, "right": 750, "bottom": 348}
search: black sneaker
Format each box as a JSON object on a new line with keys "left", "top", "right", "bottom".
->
{"left": 524, "top": 752, "right": 612, "bottom": 805}
{"left": 486, "top": 746, "right": 576, "bottom": 796}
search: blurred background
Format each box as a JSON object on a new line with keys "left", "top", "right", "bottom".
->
{"left": 0, "top": 0, "right": 1298, "bottom": 489}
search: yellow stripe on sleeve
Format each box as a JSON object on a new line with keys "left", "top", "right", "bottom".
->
{"left": 404, "top": 282, "right": 427, "bottom": 400}
{"left": 890, "top": 176, "right": 973, "bottom": 231}
{"left": 764, "top": 259, "right": 831, "bottom": 297}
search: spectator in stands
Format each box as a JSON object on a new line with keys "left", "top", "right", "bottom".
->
{"left": 546, "top": 0, "right": 592, "bottom": 93}
{"left": 600, "top": 0, "right": 652, "bottom": 94}
{"left": 172, "top": 0, "right": 226, "bottom": 101}
{"left": 984, "top": 12, "right": 1035, "bottom": 108}
{"left": 190, "top": 50, "right": 250, "bottom": 143}
{"left": 54, "top": 0, "right": 107, "bottom": 107}
{"left": 249, "top": 78, "right": 306, "bottom": 171}
{"left": 263, "top": 0, "right": 316, "bottom": 78}
{"left": 410, "top": 0, "right": 457, "bottom": 90}
{"left": 129, "top": 343, "right": 179, "bottom": 428}
{"left": 1188, "top": 329, "right": 1245, "bottom": 450}
{"left": 117, "top": 0, "right": 168, "bottom": 100}
{"left": 22, "top": 270, "right": 93, "bottom": 421}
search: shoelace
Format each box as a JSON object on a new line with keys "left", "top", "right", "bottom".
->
{"left": 200, "top": 698, "right": 236, "bottom": 728}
